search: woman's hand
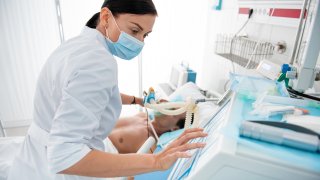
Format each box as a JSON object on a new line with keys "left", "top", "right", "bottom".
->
{"left": 153, "top": 128, "right": 207, "bottom": 170}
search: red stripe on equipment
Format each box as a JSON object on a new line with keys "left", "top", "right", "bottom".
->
{"left": 239, "top": 8, "right": 250, "bottom": 14}
{"left": 269, "top": 8, "right": 306, "bottom": 19}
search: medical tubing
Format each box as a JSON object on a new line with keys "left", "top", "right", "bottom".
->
{"left": 146, "top": 102, "right": 186, "bottom": 108}
{"left": 184, "top": 105, "right": 193, "bottom": 129}
{"left": 145, "top": 108, "right": 162, "bottom": 148}
{"left": 287, "top": 87, "right": 320, "bottom": 102}
{"left": 195, "top": 98, "right": 219, "bottom": 104}
{"left": 227, "top": 8, "right": 253, "bottom": 74}
{"left": 145, "top": 102, "right": 189, "bottom": 115}
{"left": 245, "top": 41, "right": 260, "bottom": 69}
{"left": 149, "top": 118, "right": 162, "bottom": 148}
{"left": 195, "top": 99, "right": 205, "bottom": 103}
{"left": 137, "top": 136, "right": 156, "bottom": 154}
{"left": 192, "top": 107, "right": 200, "bottom": 128}
{"left": 157, "top": 106, "right": 188, "bottom": 115}
{"left": 144, "top": 99, "right": 197, "bottom": 129}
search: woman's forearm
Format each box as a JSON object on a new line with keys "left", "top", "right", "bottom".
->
{"left": 120, "top": 93, "right": 135, "bottom": 105}
{"left": 62, "top": 128, "right": 207, "bottom": 177}
{"left": 120, "top": 93, "right": 143, "bottom": 106}
{"left": 61, "top": 150, "right": 159, "bottom": 177}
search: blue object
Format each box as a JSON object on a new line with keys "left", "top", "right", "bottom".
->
{"left": 213, "top": 0, "right": 223, "bottom": 10}
{"left": 240, "top": 121, "right": 320, "bottom": 153}
{"left": 225, "top": 95, "right": 320, "bottom": 172}
{"left": 144, "top": 89, "right": 156, "bottom": 105}
{"left": 148, "top": 110, "right": 155, "bottom": 121}
{"left": 157, "top": 129, "right": 184, "bottom": 145}
{"left": 229, "top": 73, "right": 289, "bottom": 98}
{"left": 187, "top": 69, "right": 197, "bottom": 83}
{"left": 281, "top": 64, "right": 291, "bottom": 73}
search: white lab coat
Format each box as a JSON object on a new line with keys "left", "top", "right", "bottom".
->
{"left": 8, "top": 27, "right": 122, "bottom": 180}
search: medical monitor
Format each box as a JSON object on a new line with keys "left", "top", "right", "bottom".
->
{"left": 169, "top": 65, "right": 188, "bottom": 90}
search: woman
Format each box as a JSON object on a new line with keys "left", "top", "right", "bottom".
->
{"left": 8, "top": 0, "right": 207, "bottom": 179}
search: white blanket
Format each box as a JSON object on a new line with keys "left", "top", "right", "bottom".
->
{"left": 0, "top": 137, "right": 24, "bottom": 180}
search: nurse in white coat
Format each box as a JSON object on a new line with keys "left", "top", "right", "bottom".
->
{"left": 8, "top": 0, "right": 207, "bottom": 179}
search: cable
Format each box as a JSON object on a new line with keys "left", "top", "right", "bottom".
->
{"left": 246, "top": 6, "right": 276, "bottom": 69}
{"left": 218, "top": 8, "right": 252, "bottom": 91}
{"left": 234, "top": 20, "right": 250, "bottom": 37}
{"left": 144, "top": 107, "right": 163, "bottom": 148}
{"left": 146, "top": 108, "right": 150, "bottom": 138}
{"left": 223, "top": 79, "right": 230, "bottom": 91}
{"left": 243, "top": 5, "right": 277, "bottom": 70}
{"left": 233, "top": 9, "right": 254, "bottom": 37}
{"left": 287, "top": 87, "right": 320, "bottom": 102}
{"left": 145, "top": 108, "right": 156, "bottom": 153}
{"left": 229, "top": 8, "right": 254, "bottom": 73}
{"left": 244, "top": 41, "right": 260, "bottom": 69}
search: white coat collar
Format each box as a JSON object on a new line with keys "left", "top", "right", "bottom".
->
{"left": 81, "top": 26, "right": 109, "bottom": 51}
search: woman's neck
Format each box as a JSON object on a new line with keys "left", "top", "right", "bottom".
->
{"left": 96, "top": 24, "right": 106, "bottom": 37}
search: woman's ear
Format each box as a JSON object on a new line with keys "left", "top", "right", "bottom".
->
{"left": 99, "top": 7, "right": 111, "bottom": 28}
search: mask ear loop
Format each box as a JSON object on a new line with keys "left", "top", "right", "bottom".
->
{"left": 105, "top": 11, "right": 120, "bottom": 40}
{"left": 109, "top": 11, "right": 121, "bottom": 32}
{"left": 104, "top": 26, "right": 109, "bottom": 39}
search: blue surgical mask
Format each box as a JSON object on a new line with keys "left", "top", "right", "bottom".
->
{"left": 105, "top": 15, "right": 144, "bottom": 60}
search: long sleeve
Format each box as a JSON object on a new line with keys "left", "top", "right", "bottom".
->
{"left": 47, "top": 51, "right": 118, "bottom": 174}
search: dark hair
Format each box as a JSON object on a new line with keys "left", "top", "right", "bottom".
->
{"left": 176, "top": 118, "right": 185, "bottom": 129}
{"left": 175, "top": 112, "right": 197, "bottom": 129}
{"left": 86, "top": 0, "right": 158, "bottom": 28}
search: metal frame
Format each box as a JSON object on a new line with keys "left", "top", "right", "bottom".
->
{"left": 293, "top": 0, "right": 320, "bottom": 91}
{"left": 215, "top": 34, "right": 274, "bottom": 69}
{"left": 0, "top": 118, "right": 6, "bottom": 137}
{"left": 54, "top": 0, "right": 65, "bottom": 43}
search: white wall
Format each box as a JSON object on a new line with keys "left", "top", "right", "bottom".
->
{"left": 199, "top": 0, "right": 245, "bottom": 93}
{"left": 142, "top": 0, "right": 208, "bottom": 90}
{"left": 59, "top": 0, "right": 104, "bottom": 40}
{"left": 199, "top": 0, "right": 318, "bottom": 94}
{"left": 59, "top": 0, "right": 208, "bottom": 95}
{"left": 0, "top": 0, "right": 61, "bottom": 135}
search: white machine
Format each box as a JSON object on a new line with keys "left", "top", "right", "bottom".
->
{"left": 137, "top": 0, "right": 320, "bottom": 179}
{"left": 168, "top": 93, "right": 320, "bottom": 180}
{"left": 256, "top": 60, "right": 281, "bottom": 80}
{"left": 158, "top": 64, "right": 193, "bottom": 97}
